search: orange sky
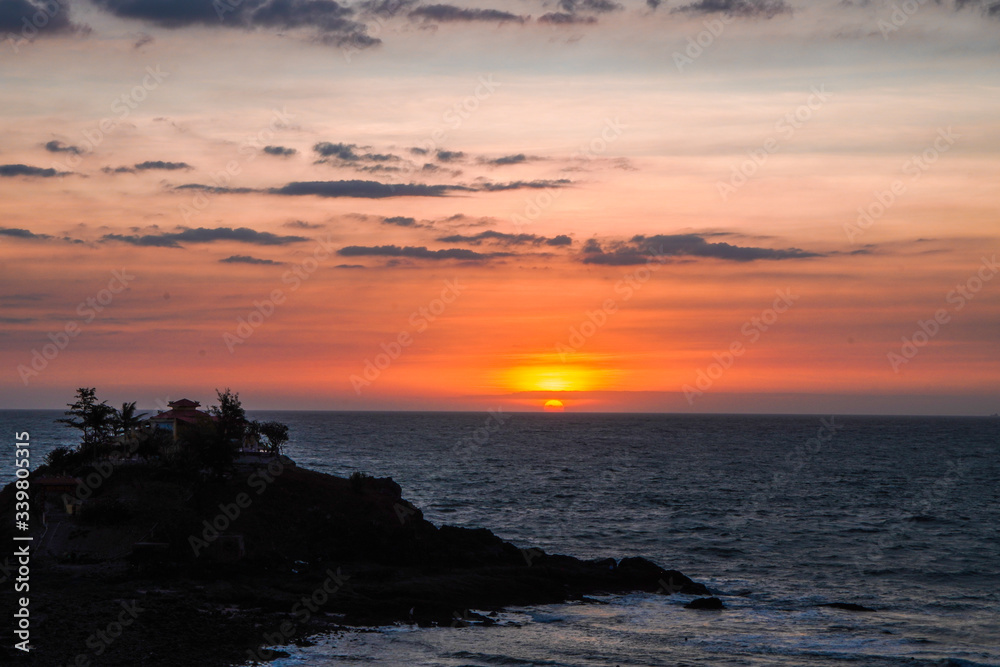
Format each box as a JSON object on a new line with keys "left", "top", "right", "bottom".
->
{"left": 0, "top": 0, "right": 998, "bottom": 414}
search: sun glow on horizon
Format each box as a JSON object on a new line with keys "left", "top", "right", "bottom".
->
{"left": 501, "top": 363, "right": 602, "bottom": 393}
{"left": 544, "top": 399, "right": 565, "bottom": 412}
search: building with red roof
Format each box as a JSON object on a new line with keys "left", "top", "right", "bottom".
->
{"left": 149, "top": 398, "right": 215, "bottom": 441}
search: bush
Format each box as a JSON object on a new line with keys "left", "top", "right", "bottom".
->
{"left": 79, "top": 498, "right": 132, "bottom": 525}
{"left": 44, "top": 446, "right": 89, "bottom": 474}
{"left": 350, "top": 471, "right": 374, "bottom": 493}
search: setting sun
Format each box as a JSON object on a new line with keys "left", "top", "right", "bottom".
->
{"left": 544, "top": 399, "right": 565, "bottom": 412}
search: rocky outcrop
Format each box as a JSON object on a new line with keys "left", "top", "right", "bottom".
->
{"left": 0, "top": 460, "right": 710, "bottom": 666}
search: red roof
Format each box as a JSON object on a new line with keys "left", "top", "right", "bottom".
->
{"left": 151, "top": 409, "right": 215, "bottom": 424}
{"left": 168, "top": 398, "right": 201, "bottom": 409}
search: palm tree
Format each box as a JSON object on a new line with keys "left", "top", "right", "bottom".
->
{"left": 113, "top": 401, "right": 147, "bottom": 437}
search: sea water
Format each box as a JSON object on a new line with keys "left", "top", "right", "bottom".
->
{"left": 2, "top": 411, "right": 997, "bottom": 666}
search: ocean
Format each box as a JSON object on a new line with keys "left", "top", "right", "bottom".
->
{"left": 2, "top": 410, "right": 998, "bottom": 666}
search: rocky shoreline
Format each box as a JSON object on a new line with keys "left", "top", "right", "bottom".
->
{"left": 0, "top": 460, "right": 710, "bottom": 666}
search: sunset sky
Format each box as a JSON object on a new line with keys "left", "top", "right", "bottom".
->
{"left": 1, "top": 0, "right": 997, "bottom": 414}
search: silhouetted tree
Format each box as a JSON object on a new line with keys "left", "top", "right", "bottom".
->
{"left": 57, "top": 388, "right": 115, "bottom": 448}
{"left": 256, "top": 421, "right": 289, "bottom": 454}
{"left": 209, "top": 388, "right": 247, "bottom": 447}
{"left": 112, "top": 401, "right": 147, "bottom": 437}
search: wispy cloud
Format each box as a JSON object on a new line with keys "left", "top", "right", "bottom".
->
{"left": 408, "top": 4, "right": 528, "bottom": 23}
{"left": 44, "top": 140, "right": 82, "bottom": 155}
{"left": 263, "top": 145, "right": 298, "bottom": 157}
{"left": 0, "top": 227, "right": 53, "bottom": 240}
{"left": 100, "top": 226, "right": 308, "bottom": 248}
{"left": 438, "top": 230, "right": 572, "bottom": 246}
{"left": 582, "top": 233, "right": 822, "bottom": 265}
{"left": 89, "top": 0, "right": 377, "bottom": 47}
{"left": 135, "top": 160, "right": 193, "bottom": 171}
{"left": 671, "top": 0, "right": 792, "bottom": 19}
{"left": 338, "top": 244, "right": 512, "bottom": 261}
{"left": 220, "top": 254, "right": 283, "bottom": 265}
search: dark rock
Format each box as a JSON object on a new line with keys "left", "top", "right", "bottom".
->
{"left": 0, "top": 462, "right": 712, "bottom": 666}
{"left": 820, "top": 602, "right": 876, "bottom": 612}
{"left": 685, "top": 597, "right": 725, "bottom": 610}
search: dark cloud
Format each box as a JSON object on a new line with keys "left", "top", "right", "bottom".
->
{"left": 476, "top": 179, "right": 571, "bottom": 191}
{"left": 956, "top": 0, "right": 1000, "bottom": 17}
{"left": 0, "top": 227, "right": 52, "bottom": 240}
{"left": 0, "top": 0, "right": 82, "bottom": 35}
{"left": 102, "top": 166, "right": 138, "bottom": 174}
{"left": 44, "top": 140, "right": 81, "bottom": 155}
{"left": 362, "top": 152, "right": 399, "bottom": 162}
{"left": 409, "top": 146, "right": 429, "bottom": 155}
{"left": 315, "top": 142, "right": 361, "bottom": 160}
{"left": 101, "top": 226, "right": 308, "bottom": 248}
{"left": 314, "top": 141, "right": 402, "bottom": 167}
{"left": 335, "top": 263, "right": 366, "bottom": 269}
{"left": 220, "top": 255, "right": 282, "bottom": 265}
{"left": 100, "top": 233, "right": 181, "bottom": 248}
{"left": 0, "top": 164, "right": 68, "bottom": 178}
{"left": 382, "top": 216, "right": 421, "bottom": 227}
{"left": 263, "top": 145, "right": 297, "bottom": 157}
{"left": 646, "top": 0, "right": 662, "bottom": 8}
{"left": 269, "top": 180, "right": 464, "bottom": 198}
{"left": 558, "top": 0, "right": 622, "bottom": 12}
{"left": 90, "top": 0, "right": 377, "bottom": 47}
{"left": 481, "top": 153, "right": 529, "bottom": 166}
{"left": 582, "top": 233, "right": 821, "bottom": 265}
{"left": 437, "top": 230, "right": 573, "bottom": 247}
{"left": 176, "top": 178, "right": 568, "bottom": 199}
{"left": 174, "top": 184, "right": 258, "bottom": 194}
{"left": 355, "top": 164, "right": 402, "bottom": 174}
{"left": 357, "top": 0, "right": 418, "bottom": 17}
{"left": 408, "top": 4, "right": 527, "bottom": 23}
{"left": 538, "top": 12, "right": 597, "bottom": 24}
{"left": 436, "top": 149, "right": 465, "bottom": 162}
{"left": 135, "top": 160, "right": 192, "bottom": 171}
{"left": 282, "top": 219, "right": 325, "bottom": 229}
{"left": 671, "top": 0, "right": 791, "bottom": 18}
{"left": 338, "top": 244, "right": 510, "bottom": 261}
